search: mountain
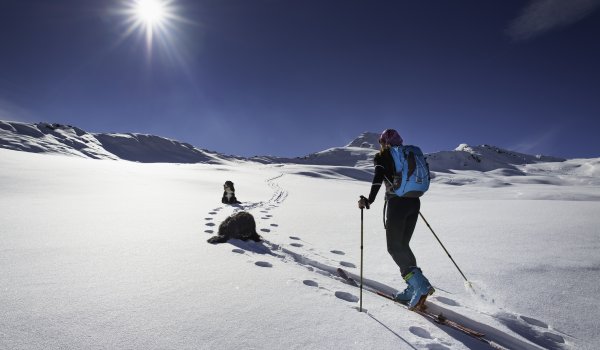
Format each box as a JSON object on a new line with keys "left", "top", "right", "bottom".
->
{"left": 0, "top": 121, "right": 224, "bottom": 164}
{"left": 427, "top": 143, "right": 565, "bottom": 173}
{"left": 0, "top": 120, "right": 570, "bottom": 172}
{"left": 344, "top": 131, "right": 380, "bottom": 149}
{"left": 291, "top": 134, "right": 567, "bottom": 172}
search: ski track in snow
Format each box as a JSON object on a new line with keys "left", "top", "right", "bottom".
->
{"left": 202, "top": 173, "right": 571, "bottom": 350}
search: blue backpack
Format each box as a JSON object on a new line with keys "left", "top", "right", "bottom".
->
{"left": 389, "top": 145, "right": 430, "bottom": 197}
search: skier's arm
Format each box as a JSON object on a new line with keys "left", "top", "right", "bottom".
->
{"left": 367, "top": 163, "right": 385, "bottom": 204}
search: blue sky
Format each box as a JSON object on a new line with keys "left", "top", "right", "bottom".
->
{"left": 0, "top": 0, "right": 599, "bottom": 158}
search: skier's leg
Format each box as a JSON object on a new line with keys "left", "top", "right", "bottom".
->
{"left": 385, "top": 197, "right": 420, "bottom": 275}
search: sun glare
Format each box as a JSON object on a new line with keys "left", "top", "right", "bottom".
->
{"left": 135, "top": 0, "right": 166, "bottom": 25}
{"left": 118, "top": 0, "right": 182, "bottom": 53}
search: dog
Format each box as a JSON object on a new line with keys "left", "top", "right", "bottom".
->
{"left": 221, "top": 180, "right": 240, "bottom": 204}
{"left": 207, "top": 211, "right": 261, "bottom": 244}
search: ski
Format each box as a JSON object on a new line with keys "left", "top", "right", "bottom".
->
{"left": 336, "top": 268, "right": 497, "bottom": 343}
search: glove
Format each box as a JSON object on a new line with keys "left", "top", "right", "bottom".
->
{"left": 358, "top": 196, "right": 370, "bottom": 210}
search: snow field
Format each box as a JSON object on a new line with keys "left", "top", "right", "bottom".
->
{"left": 1, "top": 149, "right": 599, "bottom": 349}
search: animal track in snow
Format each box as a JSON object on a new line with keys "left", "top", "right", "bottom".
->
{"left": 334, "top": 291, "right": 359, "bottom": 303}
{"left": 303, "top": 280, "right": 318, "bottom": 287}
{"left": 340, "top": 261, "right": 356, "bottom": 268}
{"left": 409, "top": 326, "right": 432, "bottom": 339}
{"left": 255, "top": 261, "right": 273, "bottom": 268}
{"left": 330, "top": 250, "right": 345, "bottom": 255}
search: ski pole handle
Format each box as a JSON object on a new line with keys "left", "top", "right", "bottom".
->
{"left": 359, "top": 195, "right": 370, "bottom": 210}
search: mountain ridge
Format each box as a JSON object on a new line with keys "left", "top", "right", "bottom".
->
{"left": 0, "top": 120, "right": 571, "bottom": 173}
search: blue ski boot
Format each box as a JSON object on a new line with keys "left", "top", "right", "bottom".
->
{"left": 393, "top": 284, "right": 414, "bottom": 304}
{"left": 405, "top": 268, "right": 435, "bottom": 310}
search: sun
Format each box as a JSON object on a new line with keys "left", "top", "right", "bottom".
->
{"left": 134, "top": 0, "right": 167, "bottom": 26}
{"left": 118, "top": 0, "right": 180, "bottom": 53}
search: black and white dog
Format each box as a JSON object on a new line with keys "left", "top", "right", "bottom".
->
{"left": 221, "top": 180, "right": 240, "bottom": 204}
{"left": 207, "top": 211, "right": 261, "bottom": 244}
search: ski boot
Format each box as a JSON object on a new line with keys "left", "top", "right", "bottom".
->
{"left": 393, "top": 284, "right": 414, "bottom": 304}
{"left": 405, "top": 268, "right": 435, "bottom": 310}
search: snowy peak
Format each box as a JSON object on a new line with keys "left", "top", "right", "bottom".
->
{"left": 345, "top": 132, "right": 380, "bottom": 150}
{"left": 427, "top": 143, "right": 566, "bottom": 173}
{"left": 1, "top": 121, "right": 120, "bottom": 160}
{"left": 454, "top": 144, "right": 565, "bottom": 164}
{"left": 0, "top": 121, "right": 223, "bottom": 164}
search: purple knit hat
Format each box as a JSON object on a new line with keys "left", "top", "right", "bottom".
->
{"left": 379, "top": 129, "right": 403, "bottom": 146}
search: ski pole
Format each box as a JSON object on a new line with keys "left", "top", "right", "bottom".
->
{"left": 360, "top": 206, "right": 364, "bottom": 312}
{"left": 359, "top": 196, "right": 369, "bottom": 312}
{"left": 419, "top": 212, "right": 471, "bottom": 285}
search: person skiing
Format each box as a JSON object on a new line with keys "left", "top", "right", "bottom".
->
{"left": 358, "top": 129, "right": 434, "bottom": 310}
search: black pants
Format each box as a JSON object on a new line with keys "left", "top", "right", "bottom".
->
{"left": 385, "top": 196, "right": 420, "bottom": 277}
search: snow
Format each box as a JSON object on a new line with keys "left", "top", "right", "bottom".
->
{"left": 1, "top": 124, "right": 600, "bottom": 349}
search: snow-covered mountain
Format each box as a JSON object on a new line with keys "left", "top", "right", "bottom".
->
{"left": 427, "top": 143, "right": 565, "bottom": 173}
{"left": 0, "top": 120, "right": 575, "bottom": 173}
{"left": 0, "top": 121, "right": 224, "bottom": 164}
{"left": 345, "top": 131, "right": 380, "bottom": 149}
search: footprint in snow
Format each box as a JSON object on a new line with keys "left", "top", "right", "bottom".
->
{"left": 330, "top": 250, "right": 345, "bottom": 255}
{"left": 303, "top": 280, "right": 318, "bottom": 287}
{"left": 290, "top": 243, "right": 303, "bottom": 248}
{"left": 260, "top": 228, "right": 271, "bottom": 233}
{"left": 409, "top": 326, "right": 432, "bottom": 339}
{"left": 204, "top": 230, "right": 214, "bottom": 234}
{"left": 334, "top": 291, "right": 359, "bottom": 303}
{"left": 255, "top": 261, "right": 273, "bottom": 268}
{"left": 260, "top": 210, "right": 269, "bottom": 213}
{"left": 206, "top": 222, "right": 215, "bottom": 227}
{"left": 261, "top": 217, "right": 270, "bottom": 220}
{"left": 270, "top": 223, "right": 278, "bottom": 227}
{"left": 204, "top": 217, "right": 213, "bottom": 221}
{"left": 340, "top": 261, "right": 356, "bottom": 268}
{"left": 289, "top": 236, "right": 301, "bottom": 240}
{"left": 208, "top": 212, "right": 217, "bottom": 215}
{"left": 232, "top": 249, "right": 245, "bottom": 254}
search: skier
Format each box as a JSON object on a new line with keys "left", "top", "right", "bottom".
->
{"left": 358, "top": 129, "right": 434, "bottom": 310}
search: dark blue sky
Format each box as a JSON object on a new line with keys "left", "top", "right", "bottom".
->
{"left": 1, "top": 0, "right": 599, "bottom": 158}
